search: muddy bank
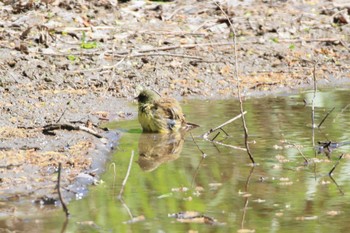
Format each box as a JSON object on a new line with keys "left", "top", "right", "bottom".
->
{"left": 0, "top": 0, "right": 349, "bottom": 209}
{"left": 0, "top": 93, "right": 134, "bottom": 204}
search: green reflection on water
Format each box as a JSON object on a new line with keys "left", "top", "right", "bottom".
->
{"left": 6, "top": 89, "right": 350, "bottom": 232}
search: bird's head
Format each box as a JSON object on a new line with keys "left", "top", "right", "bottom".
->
{"left": 136, "top": 89, "right": 159, "bottom": 104}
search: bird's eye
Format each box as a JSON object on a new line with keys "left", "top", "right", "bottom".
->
{"left": 138, "top": 94, "right": 146, "bottom": 102}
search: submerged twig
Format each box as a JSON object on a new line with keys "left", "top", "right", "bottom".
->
{"left": 118, "top": 150, "right": 134, "bottom": 199}
{"left": 57, "top": 163, "right": 70, "bottom": 218}
{"left": 329, "top": 175, "right": 345, "bottom": 195}
{"left": 220, "top": 127, "right": 229, "bottom": 136}
{"left": 240, "top": 166, "right": 255, "bottom": 230}
{"left": 190, "top": 132, "right": 206, "bottom": 157}
{"left": 60, "top": 218, "right": 69, "bottom": 233}
{"left": 318, "top": 107, "right": 335, "bottom": 129}
{"left": 119, "top": 197, "right": 134, "bottom": 220}
{"left": 109, "top": 163, "right": 117, "bottom": 196}
{"left": 215, "top": 2, "right": 255, "bottom": 164}
{"left": 333, "top": 104, "right": 350, "bottom": 123}
{"left": 190, "top": 132, "right": 207, "bottom": 188}
{"left": 329, "top": 154, "right": 344, "bottom": 176}
{"left": 211, "top": 131, "right": 221, "bottom": 141}
{"left": 285, "top": 142, "right": 309, "bottom": 164}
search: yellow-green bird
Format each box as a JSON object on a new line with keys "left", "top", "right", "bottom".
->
{"left": 136, "top": 89, "right": 198, "bottom": 133}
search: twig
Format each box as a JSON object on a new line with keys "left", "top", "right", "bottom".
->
{"left": 190, "top": 132, "right": 206, "bottom": 157}
{"left": 190, "top": 132, "right": 207, "bottom": 188}
{"left": 329, "top": 154, "right": 344, "bottom": 176}
{"left": 220, "top": 128, "right": 229, "bottom": 136}
{"left": 60, "top": 218, "right": 69, "bottom": 233}
{"left": 318, "top": 107, "right": 335, "bottom": 129}
{"left": 211, "top": 131, "right": 221, "bottom": 141}
{"left": 202, "top": 112, "right": 247, "bottom": 151}
{"left": 330, "top": 9, "right": 348, "bottom": 24}
{"left": 61, "top": 26, "right": 207, "bottom": 36}
{"left": 118, "top": 150, "right": 134, "bottom": 199}
{"left": 284, "top": 142, "right": 308, "bottom": 164}
{"left": 56, "top": 101, "right": 71, "bottom": 123}
{"left": 109, "top": 163, "right": 117, "bottom": 196}
{"left": 0, "top": 163, "right": 23, "bottom": 169}
{"left": 112, "top": 41, "right": 235, "bottom": 55}
{"left": 139, "top": 31, "right": 207, "bottom": 36}
{"left": 57, "top": 163, "right": 70, "bottom": 218}
{"left": 163, "top": 6, "right": 185, "bottom": 21}
{"left": 206, "top": 139, "right": 246, "bottom": 151}
{"left": 126, "top": 52, "right": 203, "bottom": 60}
{"left": 333, "top": 104, "right": 350, "bottom": 122}
{"left": 202, "top": 111, "right": 247, "bottom": 139}
{"left": 119, "top": 197, "right": 134, "bottom": 220}
{"left": 277, "top": 38, "right": 340, "bottom": 43}
{"left": 215, "top": 2, "right": 255, "bottom": 164}
{"left": 311, "top": 63, "right": 317, "bottom": 147}
{"left": 240, "top": 166, "right": 255, "bottom": 230}
{"left": 43, "top": 123, "right": 103, "bottom": 138}
{"left": 36, "top": 42, "right": 236, "bottom": 63}
{"left": 329, "top": 175, "right": 345, "bottom": 195}
{"left": 295, "top": 146, "right": 308, "bottom": 164}
{"left": 70, "top": 56, "right": 126, "bottom": 73}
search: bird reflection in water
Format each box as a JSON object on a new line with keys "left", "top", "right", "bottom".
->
{"left": 137, "top": 132, "right": 185, "bottom": 172}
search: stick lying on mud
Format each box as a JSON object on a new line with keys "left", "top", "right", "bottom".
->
{"left": 43, "top": 123, "right": 103, "bottom": 138}
{"left": 57, "top": 162, "right": 70, "bottom": 218}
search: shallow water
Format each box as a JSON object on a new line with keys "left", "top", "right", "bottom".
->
{"left": 2, "top": 88, "right": 350, "bottom": 232}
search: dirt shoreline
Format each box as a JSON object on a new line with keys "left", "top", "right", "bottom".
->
{"left": 0, "top": 0, "right": 349, "bottom": 207}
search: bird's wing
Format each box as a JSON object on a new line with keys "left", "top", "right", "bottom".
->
{"left": 153, "top": 97, "right": 185, "bottom": 122}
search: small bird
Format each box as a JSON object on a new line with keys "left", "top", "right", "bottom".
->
{"left": 136, "top": 89, "right": 198, "bottom": 133}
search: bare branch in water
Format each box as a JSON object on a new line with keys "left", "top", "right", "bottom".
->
{"left": 240, "top": 166, "right": 255, "bottom": 230}
{"left": 202, "top": 113, "right": 247, "bottom": 151}
{"left": 329, "top": 154, "right": 344, "bottom": 176}
{"left": 329, "top": 175, "right": 345, "bottom": 195}
{"left": 202, "top": 112, "right": 247, "bottom": 139}
{"left": 215, "top": 2, "right": 255, "bottom": 164}
{"left": 211, "top": 131, "right": 221, "bottom": 141}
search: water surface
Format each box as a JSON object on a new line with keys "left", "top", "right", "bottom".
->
{"left": 3, "top": 88, "right": 350, "bottom": 232}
